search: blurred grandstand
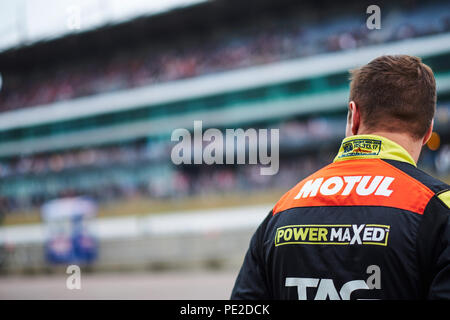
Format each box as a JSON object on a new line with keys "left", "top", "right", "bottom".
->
{"left": 0, "top": 0, "right": 449, "bottom": 276}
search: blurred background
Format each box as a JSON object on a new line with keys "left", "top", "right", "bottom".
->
{"left": 0, "top": 0, "right": 449, "bottom": 299}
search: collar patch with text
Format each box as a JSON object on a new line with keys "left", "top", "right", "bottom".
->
{"left": 339, "top": 139, "right": 382, "bottom": 158}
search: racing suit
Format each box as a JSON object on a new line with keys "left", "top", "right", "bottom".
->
{"left": 231, "top": 134, "right": 450, "bottom": 300}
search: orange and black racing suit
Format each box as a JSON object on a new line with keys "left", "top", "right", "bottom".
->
{"left": 231, "top": 135, "right": 450, "bottom": 300}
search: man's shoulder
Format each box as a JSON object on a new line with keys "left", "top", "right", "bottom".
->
{"left": 383, "top": 159, "right": 450, "bottom": 211}
{"left": 382, "top": 159, "right": 449, "bottom": 194}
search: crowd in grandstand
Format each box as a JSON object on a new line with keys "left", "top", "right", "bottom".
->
{"left": 0, "top": 151, "right": 331, "bottom": 214}
{"left": 0, "top": 117, "right": 340, "bottom": 177}
{"left": 0, "top": 114, "right": 335, "bottom": 213}
{"left": 0, "top": 136, "right": 448, "bottom": 215}
{"left": 0, "top": 1, "right": 449, "bottom": 111}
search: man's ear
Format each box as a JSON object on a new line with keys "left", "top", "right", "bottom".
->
{"left": 349, "top": 101, "right": 361, "bottom": 135}
{"left": 422, "top": 119, "right": 434, "bottom": 146}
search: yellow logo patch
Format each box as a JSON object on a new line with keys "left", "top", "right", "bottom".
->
{"left": 339, "top": 139, "right": 382, "bottom": 158}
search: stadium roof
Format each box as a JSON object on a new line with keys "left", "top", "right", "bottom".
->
{"left": 0, "top": 0, "right": 209, "bottom": 53}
